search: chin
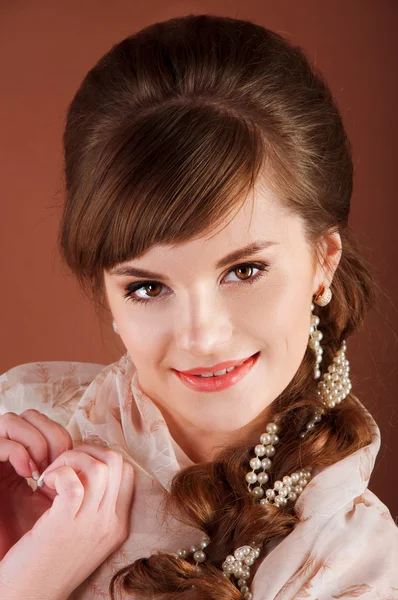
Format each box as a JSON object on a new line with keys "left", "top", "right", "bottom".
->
{"left": 187, "top": 407, "right": 258, "bottom": 435}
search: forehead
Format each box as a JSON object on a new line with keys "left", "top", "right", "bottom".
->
{"left": 148, "top": 182, "right": 301, "bottom": 260}
{"left": 209, "top": 182, "right": 293, "bottom": 241}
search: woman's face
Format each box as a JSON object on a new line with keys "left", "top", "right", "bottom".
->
{"left": 103, "top": 182, "right": 341, "bottom": 457}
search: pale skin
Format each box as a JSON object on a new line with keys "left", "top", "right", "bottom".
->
{"left": 104, "top": 181, "right": 342, "bottom": 464}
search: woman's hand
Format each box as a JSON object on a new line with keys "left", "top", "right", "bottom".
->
{"left": 0, "top": 409, "right": 135, "bottom": 600}
{"left": 0, "top": 409, "right": 74, "bottom": 560}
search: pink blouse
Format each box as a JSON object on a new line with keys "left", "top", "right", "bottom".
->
{"left": 1, "top": 352, "right": 397, "bottom": 599}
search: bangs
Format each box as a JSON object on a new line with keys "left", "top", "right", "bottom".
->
{"left": 61, "top": 101, "right": 274, "bottom": 290}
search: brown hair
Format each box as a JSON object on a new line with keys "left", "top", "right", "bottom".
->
{"left": 58, "top": 14, "right": 381, "bottom": 599}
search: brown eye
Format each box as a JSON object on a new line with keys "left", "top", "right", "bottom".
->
{"left": 234, "top": 265, "right": 254, "bottom": 280}
{"left": 144, "top": 283, "right": 163, "bottom": 297}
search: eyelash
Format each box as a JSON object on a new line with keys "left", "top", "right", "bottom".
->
{"left": 123, "top": 262, "right": 270, "bottom": 306}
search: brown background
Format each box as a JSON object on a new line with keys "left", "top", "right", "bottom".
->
{"left": 1, "top": 1, "right": 397, "bottom": 518}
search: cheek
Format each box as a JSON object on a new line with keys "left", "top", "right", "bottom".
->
{"left": 241, "top": 281, "right": 312, "bottom": 360}
{"left": 276, "top": 303, "right": 313, "bottom": 372}
{"left": 121, "top": 317, "right": 168, "bottom": 365}
{"left": 237, "top": 280, "right": 310, "bottom": 334}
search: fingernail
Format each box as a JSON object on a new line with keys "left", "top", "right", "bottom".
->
{"left": 37, "top": 471, "right": 46, "bottom": 487}
{"left": 29, "top": 460, "right": 40, "bottom": 481}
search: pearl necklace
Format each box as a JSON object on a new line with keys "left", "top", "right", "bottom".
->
{"left": 170, "top": 337, "right": 351, "bottom": 599}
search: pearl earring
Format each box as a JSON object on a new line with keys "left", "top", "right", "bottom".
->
{"left": 308, "top": 284, "right": 331, "bottom": 379}
{"left": 112, "top": 320, "right": 119, "bottom": 334}
{"left": 302, "top": 284, "right": 352, "bottom": 437}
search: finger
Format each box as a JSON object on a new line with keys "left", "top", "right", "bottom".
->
{"left": 71, "top": 445, "right": 135, "bottom": 534}
{"left": 0, "top": 435, "right": 34, "bottom": 479}
{"left": 0, "top": 411, "right": 52, "bottom": 478}
{"left": 72, "top": 444, "right": 124, "bottom": 512}
{"left": 39, "top": 449, "right": 108, "bottom": 513}
{"left": 115, "top": 461, "right": 135, "bottom": 527}
{"left": 19, "top": 409, "right": 73, "bottom": 469}
{"left": 43, "top": 466, "right": 85, "bottom": 518}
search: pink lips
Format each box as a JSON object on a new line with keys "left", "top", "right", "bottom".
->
{"left": 174, "top": 352, "right": 260, "bottom": 392}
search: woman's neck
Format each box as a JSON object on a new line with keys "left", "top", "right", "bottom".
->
{"left": 154, "top": 402, "right": 272, "bottom": 464}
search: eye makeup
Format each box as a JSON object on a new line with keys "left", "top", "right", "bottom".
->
{"left": 122, "top": 261, "right": 270, "bottom": 306}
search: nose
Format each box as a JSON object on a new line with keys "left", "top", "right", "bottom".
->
{"left": 173, "top": 288, "right": 233, "bottom": 356}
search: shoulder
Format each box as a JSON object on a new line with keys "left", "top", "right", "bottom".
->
{"left": 324, "top": 487, "right": 397, "bottom": 546}
{"left": 299, "top": 489, "right": 398, "bottom": 598}
{"left": 0, "top": 360, "right": 105, "bottom": 425}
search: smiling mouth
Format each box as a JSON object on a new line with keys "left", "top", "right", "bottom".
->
{"left": 174, "top": 351, "right": 260, "bottom": 392}
{"left": 191, "top": 353, "right": 258, "bottom": 377}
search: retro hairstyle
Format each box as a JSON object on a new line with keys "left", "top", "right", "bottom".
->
{"left": 58, "top": 14, "right": 381, "bottom": 599}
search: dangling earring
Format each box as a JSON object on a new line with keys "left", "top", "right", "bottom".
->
{"left": 308, "top": 284, "right": 332, "bottom": 379}
{"left": 303, "top": 283, "right": 352, "bottom": 437}
{"left": 112, "top": 319, "right": 119, "bottom": 335}
{"left": 309, "top": 309, "right": 323, "bottom": 379}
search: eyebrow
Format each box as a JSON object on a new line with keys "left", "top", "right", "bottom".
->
{"left": 110, "top": 240, "right": 279, "bottom": 280}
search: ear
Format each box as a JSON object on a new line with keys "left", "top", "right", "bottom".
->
{"left": 312, "top": 229, "right": 342, "bottom": 295}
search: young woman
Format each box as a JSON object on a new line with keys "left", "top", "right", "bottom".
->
{"left": 0, "top": 13, "right": 397, "bottom": 600}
